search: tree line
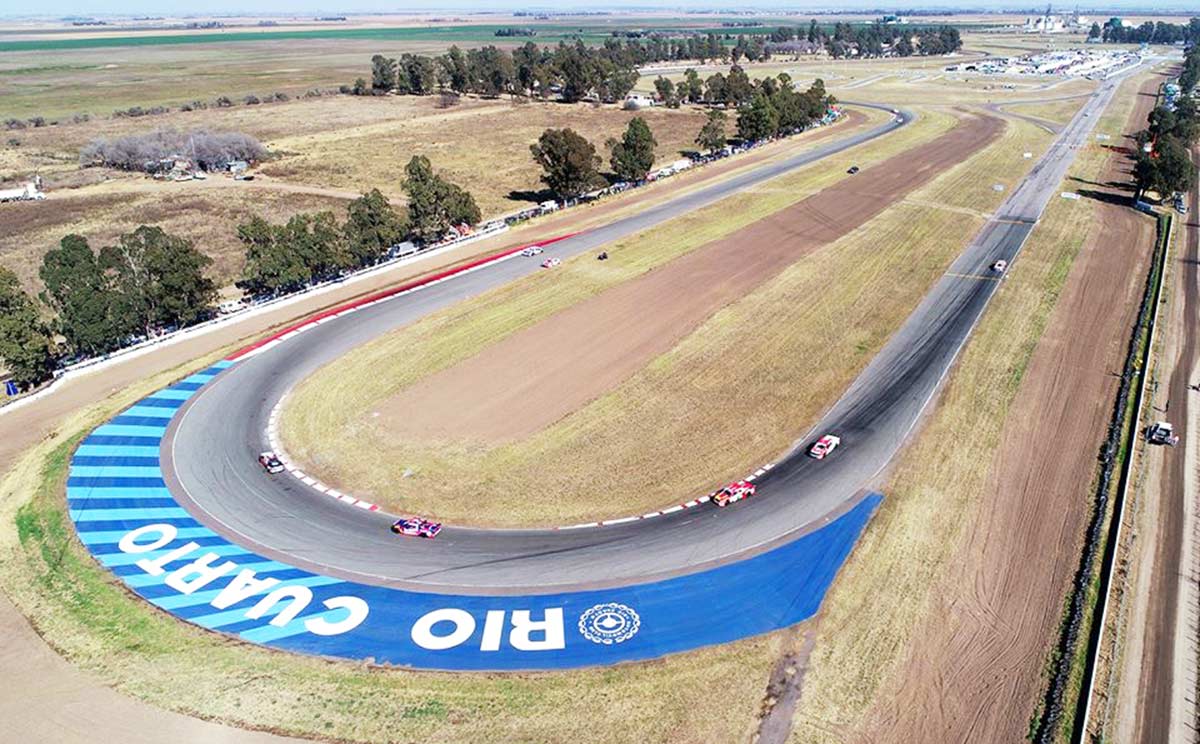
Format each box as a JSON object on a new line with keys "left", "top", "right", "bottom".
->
{"left": 530, "top": 75, "right": 835, "bottom": 200}
{"left": 1092, "top": 17, "right": 1200, "bottom": 45}
{"left": 1133, "top": 45, "right": 1199, "bottom": 199}
{"left": 355, "top": 25, "right": 961, "bottom": 103}
{"left": 0, "top": 155, "right": 480, "bottom": 389}
{"left": 737, "top": 21, "right": 962, "bottom": 61}
{"left": 0, "top": 226, "right": 220, "bottom": 388}
{"left": 237, "top": 156, "right": 478, "bottom": 297}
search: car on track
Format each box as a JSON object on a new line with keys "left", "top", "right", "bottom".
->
{"left": 541, "top": 257, "right": 561, "bottom": 269}
{"left": 390, "top": 517, "right": 442, "bottom": 538}
{"left": 521, "top": 246, "right": 544, "bottom": 257}
{"left": 847, "top": 165, "right": 860, "bottom": 174}
{"left": 991, "top": 259, "right": 1008, "bottom": 273}
{"left": 709, "top": 480, "right": 757, "bottom": 507}
{"left": 808, "top": 434, "right": 841, "bottom": 460}
{"left": 257, "top": 451, "right": 285, "bottom": 474}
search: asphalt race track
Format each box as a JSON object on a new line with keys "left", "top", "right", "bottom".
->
{"left": 66, "top": 72, "right": 1140, "bottom": 668}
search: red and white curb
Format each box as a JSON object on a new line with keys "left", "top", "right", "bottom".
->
{"left": 557, "top": 463, "right": 776, "bottom": 529}
{"left": 266, "top": 398, "right": 380, "bottom": 512}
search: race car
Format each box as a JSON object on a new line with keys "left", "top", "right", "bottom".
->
{"left": 847, "top": 165, "right": 860, "bottom": 174}
{"left": 521, "top": 246, "right": 544, "bottom": 257}
{"left": 709, "top": 480, "right": 757, "bottom": 507}
{"left": 257, "top": 451, "right": 285, "bottom": 474}
{"left": 808, "top": 434, "right": 841, "bottom": 460}
{"left": 541, "top": 257, "right": 561, "bottom": 269}
{"left": 390, "top": 517, "right": 442, "bottom": 538}
{"left": 991, "top": 259, "right": 1008, "bottom": 273}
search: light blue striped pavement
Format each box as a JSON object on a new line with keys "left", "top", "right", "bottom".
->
{"left": 97, "top": 542, "right": 253, "bottom": 568}
{"left": 152, "top": 575, "right": 343, "bottom": 611}
{"left": 240, "top": 607, "right": 349, "bottom": 643}
{"left": 76, "top": 526, "right": 216, "bottom": 546}
{"left": 74, "top": 445, "right": 163, "bottom": 458}
{"left": 124, "top": 559, "right": 298, "bottom": 588}
{"left": 91, "top": 424, "right": 167, "bottom": 438}
{"left": 70, "top": 507, "right": 191, "bottom": 522}
{"left": 69, "top": 466, "right": 163, "bottom": 478}
{"left": 67, "top": 486, "right": 174, "bottom": 500}
{"left": 148, "top": 389, "right": 194, "bottom": 400}
{"left": 122, "top": 405, "right": 178, "bottom": 418}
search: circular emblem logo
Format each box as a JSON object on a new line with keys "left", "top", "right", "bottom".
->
{"left": 578, "top": 602, "right": 640, "bottom": 645}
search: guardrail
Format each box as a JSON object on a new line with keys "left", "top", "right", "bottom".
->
{"left": 1033, "top": 210, "right": 1172, "bottom": 743}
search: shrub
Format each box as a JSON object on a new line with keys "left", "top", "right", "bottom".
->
{"left": 80, "top": 128, "right": 268, "bottom": 172}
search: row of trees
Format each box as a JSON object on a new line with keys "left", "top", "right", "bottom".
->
{"left": 364, "top": 41, "right": 645, "bottom": 103}
{"left": 0, "top": 157, "right": 481, "bottom": 388}
{"left": 238, "top": 157, "right": 479, "bottom": 296}
{"left": 14, "top": 226, "right": 220, "bottom": 375}
{"left": 1133, "top": 48, "right": 1199, "bottom": 199}
{"left": 530, "top": 76, "right": 834, "bottom": 200}
{"left": 358, "top": 24, "right": 962, "bottom": 103}
{"left": 1091, "top": 17, "right": 1200, "bottom": 45}
{"left": 735, "top": 22, "right": 962, "bottom": 61}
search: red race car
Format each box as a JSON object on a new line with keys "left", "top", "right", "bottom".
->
{"left": 709, "top": 480, "right": 757, "bottom": 507}
{"left": 808, "top": 434, "right": 841, "bottom": 460}
{"left": 390, "top": 517, "right": 442, "bottom": 539}
{"left": 257, "top": 451, "right": 285, "bottom": 474}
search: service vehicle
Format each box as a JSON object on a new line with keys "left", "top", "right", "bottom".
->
{"left": 709, "top": 480, "right": 757, "bottom": 507}
{"left": 257, "top": 451, "right": 285, "bottom": 474}
{"left": 520, "top": 246, "right": 544, "bottom": 257}
{"left": 541, "top": 257, "right": 561, "bottom": 269}
{"left": 1147, "top": 421, "right": 1179, "bottom": 446}
{"left": 991, "top": 259, "right": 1008, "bottom": 273}
{"left": 808, "top": 434, "right": 841, "bottom": 460}
{"left": 390, "top": 517, "right": 442, "bottom": 538}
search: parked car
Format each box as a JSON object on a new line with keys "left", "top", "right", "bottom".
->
{"left": 847, "top": 166, "right": 860, "bottom": 174}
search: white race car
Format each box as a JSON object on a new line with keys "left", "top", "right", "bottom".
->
{"left": 991, "top": 260, "right": 1008, "bottom": 273}
{"left": 257, "top": 451, "right": 285, "bottom": 474}
{"left": 521, "top": 246, "right": 544, "bottom": 257}
{"left": 808, "top": 434, "right": 841, "bottom": 460}
{"left": 541, "top": 257, "right": 561, "bottom": 269}
{"left": 709, "top": 480, "right": 757, "bottom": 507}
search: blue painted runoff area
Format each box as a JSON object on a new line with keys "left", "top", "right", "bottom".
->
{"left": 67, "top": 361, "right": 882, "bottom": 671}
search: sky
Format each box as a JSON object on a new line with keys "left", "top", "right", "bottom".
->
{"left": 4, "top": 1, "right": 1198, "bottom": 18}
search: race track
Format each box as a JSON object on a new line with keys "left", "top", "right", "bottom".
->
{"left": 66, "top": 74, "right": 1139, "bottom": 669}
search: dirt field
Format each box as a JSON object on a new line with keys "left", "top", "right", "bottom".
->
{"left": 383, "top": 113, "right": 1002, "bottom": 442}
{"left": 258, "top": 96, "right": 711, "bottom": 217}
{"left": 790, "top": 69, "right": 1161, "bottom": 744}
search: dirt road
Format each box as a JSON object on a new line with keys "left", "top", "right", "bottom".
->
{"left": 382, "top": 113, "right": 1002, "bottom": 442}
{"left": 856, "top": 75, "right": 1160, "bottom": 744}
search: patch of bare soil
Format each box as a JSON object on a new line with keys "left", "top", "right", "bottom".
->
{"left": 855, "top": 77, "right": 1159, "bottom": 744}
{"left": 380, "top": 112, "right": 1003, "bottom": 442}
